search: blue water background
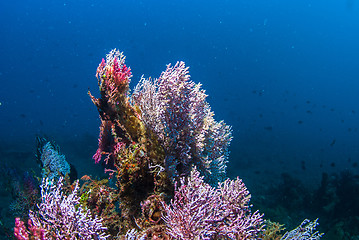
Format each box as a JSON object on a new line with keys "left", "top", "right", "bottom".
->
{"left": 0, "top": 0, "right": 359, "bottom": 187}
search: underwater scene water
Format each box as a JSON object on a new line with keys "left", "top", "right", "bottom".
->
{"left": 1, "top": 0, "right": 359, "bottom": 239}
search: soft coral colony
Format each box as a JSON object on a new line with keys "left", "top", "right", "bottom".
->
{"left": 14, "top": 49, "right": 323, "bottom": 240}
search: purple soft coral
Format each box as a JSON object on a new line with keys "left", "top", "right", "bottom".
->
{"left": 163, "top": 168, "right": 264, "bottom": 239}
{"left": 132, "top": 61, "right": 232, "bottom": 184}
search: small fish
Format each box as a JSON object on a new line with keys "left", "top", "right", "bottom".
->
{"left": 330, "top": 139, "right": 336, "bottom": 146}
{"left": 298, "top": 120, "right": 303, "bottom": 124}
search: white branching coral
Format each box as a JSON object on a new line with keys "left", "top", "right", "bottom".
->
{"left": 280, "top": 219, "right": 323, "bottom": 240}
